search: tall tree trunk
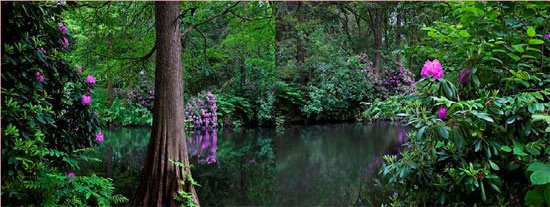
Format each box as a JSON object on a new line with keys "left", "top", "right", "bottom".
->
{"left": 131, "top": 2, "right": 199, "bottom": 206}
{"left": 374, "top": 9, "right": 382, "bottom": 72}
{"left": 395, "top": 8, "right": 402, "bottom": 62}
{"left": 296, "top": 1, "right": 307, "bottom": 83}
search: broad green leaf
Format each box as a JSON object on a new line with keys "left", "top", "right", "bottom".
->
{"left": 489, "top": 160, "right": 500, "bottom": 170}
{"left": 507, "top": 53, "right": 520, "bottom": 61}
{"left": 500, "top": 146, "right": 512, "bottom": 152}
{"left": 525, "top": 190, "right": 544, "bottom": 206}
{"left": 529, "top": 39, "right": 544, "bottom": 45}
{"left": 527, "top": 26, "right": 535, "bottom": 37}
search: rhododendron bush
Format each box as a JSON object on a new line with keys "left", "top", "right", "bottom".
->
{"left": 1, "top": 2, "right": 125, "bottom": 205}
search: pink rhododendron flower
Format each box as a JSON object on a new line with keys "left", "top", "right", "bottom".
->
{"left": 95, "top": 131, "right": 104, "bottom": 143}
{"left": 35, "top": 71, "right": 45, "bottom": 83}
{"left": 421, "top": 59, "right": 444, "bottom": 79}
{"left": 68, "top": 172, "right": 75, "bottom": 177}
{"left": 81, "top": 95, "right": 91, "bottom": 105}
{"left": 57, "top": 23, "right": 67, "bottom": 35}
{"left": 86, "top": 75, "right": 96, "bottom": 85}
{"left": 58, "top": 37, "right": 69, "bottom": 49}
{"left": 438, "top": 107, "right": 448, "bottom": 120}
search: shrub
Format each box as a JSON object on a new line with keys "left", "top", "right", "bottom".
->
{"left": 185, "top": 91, "right": 219, "bottom": 131}
{"left": 1, "top": 2, "right": 126, "bottom": 205}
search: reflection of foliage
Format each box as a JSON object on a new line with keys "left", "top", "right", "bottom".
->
{"left": 191, "top": 129, "right": 276, "bottom": 206}
{"left": 275, "top": 123, "right": 405, "bottom": 205}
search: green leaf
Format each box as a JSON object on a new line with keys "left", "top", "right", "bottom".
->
{"left": 527, "top": 162, "right": 550, "bottom": 185}
{"left": 489, "top": 160, "right": 500, "bottom": 170}
{"left": 472, "top": 111, "right": 494, "bottom": 122}
{"left": 512, "top": 44, "right": 525, "bottom": 53}
{"left": 527, "top": 26, "right": 535, "bottom": 37}
{"left": 529, "top": 39, "right": 544, "bottom": 45}
{"left": 525, "top": 190, "right": 544, "bottom": 206}
{"left": 501, "top": 146, "right": 512, "bottom": 152}
{"left": 507, "top": 53, "right": 520, "bottom": 61}
{"left": 459, "top": 30, "right": 471, "bottom": 37}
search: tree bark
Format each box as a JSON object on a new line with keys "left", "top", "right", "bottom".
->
{"left": 296, "top": 1, "right": 307, "bottom": 83}
{"left": 395, "top": 7, "right": 402, "bottom": 62}
{"left": 131, "top": 2, "right": 199, "bottom": 206}
{"left": 374, "top": 9, "right": 382, "bottom": 72}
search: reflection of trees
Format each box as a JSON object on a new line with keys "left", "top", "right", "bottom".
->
{"left": 192, "top": 129, "right": 277, "bottom": 206}
{"left": 80, "top": 123, "right": 406, "bottom": 205}
{"left": 275, "top": 122, "right": 407, "bottom": 206}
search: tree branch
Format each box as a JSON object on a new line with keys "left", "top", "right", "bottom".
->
{"left": 93, "top": 45, "right": 157, "bottom": 61}
{"left": 181, "top": 1, "right": 240, "bottom": 39}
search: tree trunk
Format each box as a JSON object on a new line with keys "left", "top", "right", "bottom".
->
{"left": 296, "top": 1, "right": 307, "bottom": 83}
{"left": 395, "top": 7, "right": 402, "bottom": 62}
{"left": 374, "top": 9, "right": 382, "bottom": 72}
{"left": 131, "top": 2, "right": 199, "bottom": 206}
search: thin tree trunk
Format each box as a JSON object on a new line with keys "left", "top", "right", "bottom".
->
{"left": 131, "top": 2, "right": 199, "bottom": 206}
{"left": 374, "top": 9, "right": 382, "bottom": 72}
{"left": 296, "top": 1, "right": 306, "bottom": 83}
{"left": 396, "top": 7, "right": 402, "bottom": 62}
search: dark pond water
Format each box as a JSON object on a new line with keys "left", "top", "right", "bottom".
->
{"left": 81, "top": 122, "right": 407, "bottom": 206}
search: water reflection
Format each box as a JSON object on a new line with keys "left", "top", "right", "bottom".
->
{"left": 84, "top": 122, "right": 407, "bottom": 206}
{"left": 187, "top": 131, "right": 218, "bottom": 164}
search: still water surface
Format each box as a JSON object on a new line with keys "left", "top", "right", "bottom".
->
{"left": 84, "top": 122, "right": 406, "bottom": 206}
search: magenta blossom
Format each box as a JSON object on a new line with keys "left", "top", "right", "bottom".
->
{"left": 319, "top": 67, "right": 325, "bottom": 72}
{"left": 37, "top": 47, "right": 46, "bottom": 57}
{"left": 95, "top": 131, "right": 104, "bottom": 143}
{"left": 81, "top": 95, "right": 91, "bottom": 105}
{"left": 437, "top": 107, "right": 448, "bottom": 120}
{"left": 58, "top": 37, "right": 69, "bottom": 49}
{"left": 458, "top": 68, "right": 471, "bottom": 85}
{"left": 35, "top": 71, "right": 45, "bottom": 83}
{"left": 86, "top": 75, "right": 96, "bottom": 85}
{"left": 68, "top": 172, "right": 75, "bottom": 178}
{"left": 421, "top": 59, "right": 444, "bottom": 79}
{"left": 545, "top": 33, "right": 550, "bottom": 40}
{"left": 57, "top": 23, "right": 67, "bottom": 35}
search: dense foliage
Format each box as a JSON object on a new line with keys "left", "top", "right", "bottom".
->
{"left": 360, "top": 2, "right": 550, "bottom": 206}
{"left": 1, "top": 2, "right": 126, "bottom": 206}
{"left": 3, "top": 1, "right": 549, "bottom": 205}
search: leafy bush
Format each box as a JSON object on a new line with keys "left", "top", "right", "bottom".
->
{"left": 382, "top": 89, "right": 549, "bottom": 205}
{"left": 1, "top": 2, "right": 126, "bottom": 205}
{"left": 303, "top": 56, "right": 373, "bottom": 120}
{"left": 184, "top": 91, "right": 219, "bottom": 131}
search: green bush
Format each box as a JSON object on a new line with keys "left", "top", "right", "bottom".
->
{"left": 1, "top": 2, "right": 126, "bottom": 205}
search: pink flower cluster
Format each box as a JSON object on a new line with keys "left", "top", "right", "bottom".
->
{"left": 185, "top": 91, "right": 218, "bottom": 131}
{"left": 86, "top": 75, "right": 96, "bottom": 85}
{"left": 58, "top": 37, "right": 69, "bottom": 49}
{"left": 421, "top": 59, "right": 444, "bottom": 79}
{"left": 81, "top": 95, "right": 91, "bottom": 105}
{"left": 57, "top": 22, "right": 69, "bottom": 49}
{"left": 545, "top": 33, "right": 550, "bottom": 40}
{"left": 381, "top": 62, "right": 417, "bottom": 95}
{"left": 95, "top": 131, "right": 104, "bottom": 143}
{"left": 35, "top": 71, "right": 45, "bottom": 83}
{"left": 438, "top": 107, "right": 448, "bottom": 120}
{"left": 57, "top": 23, "right": 67, "bottom": 35}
